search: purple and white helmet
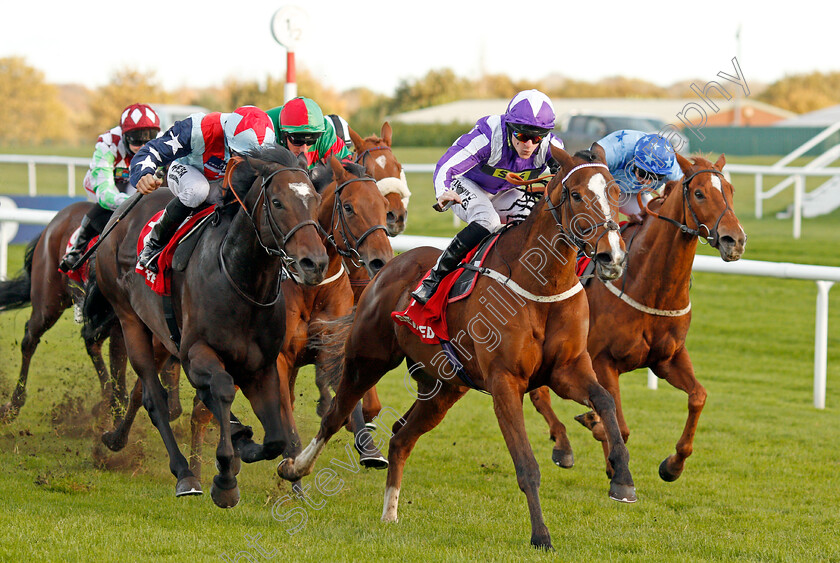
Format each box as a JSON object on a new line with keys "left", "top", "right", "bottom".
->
{"left": 504, "top": 89, "right": 556, "bottom": 134}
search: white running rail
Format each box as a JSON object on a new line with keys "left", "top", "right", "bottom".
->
{"left": 0, "top": 155, "right": 89, "bottom": 197}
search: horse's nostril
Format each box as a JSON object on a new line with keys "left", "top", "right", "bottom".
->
{"left": 594, "top": 252, "right": 613, "bottom": 264}
{"left": 721, "top": 235, "right": 735, "bottom": 246}
{"left": 387, "top": 212, "right": 396, "bottom": 223}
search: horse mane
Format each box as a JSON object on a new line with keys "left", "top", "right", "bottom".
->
{"left": 229, "top": 144, "right": 303, "bottom": 195}
{"left": 573, "top": 149, "right": 601, "bottom": 163}
{"left": 361, "top": 135, "right": 384, "bottom": 145}
{"left": 342, "top": 161, "right": 370, "bottom": 179}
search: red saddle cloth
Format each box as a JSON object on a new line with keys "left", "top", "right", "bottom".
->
{"left": 391, "top": 234, "right": 500, "bottom": 345}
{"left": 60, "top": 229, "right": 99, "bottom": 284}
{"left": 134, "top": 206, "right": 216, "bottom": 296}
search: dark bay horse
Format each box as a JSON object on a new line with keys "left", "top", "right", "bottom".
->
{"left": 188, "top": 158, "right": 393, "bottom": 476}
{"left": 0, "top": 202, "right": 180, "bottom": 423}
{"left": 88, "top": 145, "right": 329, "bottom": 506}
{"left": 278, "top": 145, "right": 634, "bottom": 549}
{"left": 529, "top": 153, "right": 746, "bottom": 481}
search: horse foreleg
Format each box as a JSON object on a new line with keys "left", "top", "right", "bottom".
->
{"left": 189, "top": 395, "right": 214, "bottom": 481}
{"left": 85, "top": 331, "right": 112, "bottom": 420}
{"left": 652, "top": 347, "right": 706, "bottom": 482}
{"left": 528, "top": 386, "right": 574, "bottom": 468}
{"left": 382, "top": 378, "right": 466, "bottom": 524}
{"left": 239, "top": 363, "right": 301, "bottom": 464}
{"left": 108, "top": 324, "right": 129, "bottom": 423}
{"left": 362, "top": 386, "right": 382, "bottom": 424}
{"left": 102, "top": 377, "right": 142, "bottom": 451}
{"left": 489, "top": 377, "right": 552, "bottom": 550}
{"left": 160, "top": 356, "right": 182, "bottom": 421}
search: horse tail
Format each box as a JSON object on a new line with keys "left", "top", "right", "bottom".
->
{"left": 82, "top": 257, "right": 117, "bottom": 343}
{"left": 308, "top": 312, "right": 355, "bottom": 387}
{"left": 0, "top": 233, "right": 41, "bottom": 311}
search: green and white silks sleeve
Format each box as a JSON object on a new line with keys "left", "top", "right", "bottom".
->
{"left": 88, "top": 141, "right": 128, "bottom": 210}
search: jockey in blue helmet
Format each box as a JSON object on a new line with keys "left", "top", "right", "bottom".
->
{"left": 411, "top": 89, "right": 564, "bottom": 305}
{"left": 593, "top": 130, "right": 682, "bottom": 222}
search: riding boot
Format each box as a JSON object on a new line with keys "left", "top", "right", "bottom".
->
{"left": 137, "top": 198, "right": 193, "bottom": 273}
{"left": 410, "top": 222, "right": 491, "bottom": 305}
{"left": 59, "top": 215, "right": 97, "bottom": 271}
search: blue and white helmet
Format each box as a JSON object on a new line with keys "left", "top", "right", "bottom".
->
{"left": 223, "top": 106, "right": 276, "bottom": 154}
{"left": 633, "top": 134, "right": 676, "bottom": 176}
{"left": 503, "top": 89, "right": 556, "bottom": 134}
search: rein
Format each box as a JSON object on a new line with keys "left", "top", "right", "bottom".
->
{"left": 327, "top": 176, "right": 388, "bottom": 269}
{"left": 642, "top": 168, "right": 731, "bottom": 247}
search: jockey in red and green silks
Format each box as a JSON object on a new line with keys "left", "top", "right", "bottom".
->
{"left": 267, "top": 97, "right": 352, "bottom": 171}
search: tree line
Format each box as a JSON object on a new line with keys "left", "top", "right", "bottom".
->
{"left": 1, "top": 56, "right": 837, "bottom": 147}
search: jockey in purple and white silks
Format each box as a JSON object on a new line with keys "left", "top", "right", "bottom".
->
{"left": 593, "top": 130, "right": 682, "bottom": 222}
{"left": 411, "top": 89, "right": 564, "bottom": 305}
{"left": 131, "top": 105, "right": 276, "bottom": 273}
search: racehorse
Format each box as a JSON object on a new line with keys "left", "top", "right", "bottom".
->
{"left": 278, "top": 145, "right": 635, "bottom": 549}
{"left": 188, "top": 157, "right": 393, "bottom": 477}
{"left": 87, "top": 145, "right": 329, "bottom": 506}
{"left": 0, "top": 202, "right": 180, "bottom": 424}
{"left": 528, "top": 153, "right": 746, "bottom": 482}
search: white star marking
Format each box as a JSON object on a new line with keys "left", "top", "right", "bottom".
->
{"left": 138, "top": 155, "right": 156, "bottom": 170}
{"left": 289, "top": 182, "right": 314, "bottom": 203}
{"left": 164, "top": 131, "right": 183, "bottom": 153}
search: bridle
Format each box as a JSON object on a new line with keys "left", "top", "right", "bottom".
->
{"left": 545, "top": 162, "right": 620, "bottom": 257}
{"left": 354, "top": 144, "right": 395, "bottom": 173}
{"left": 642, "top": 168, "right": 731, "bottom": 247}
{"left": 326, "top": 175, "right": 388, "bottom": 269}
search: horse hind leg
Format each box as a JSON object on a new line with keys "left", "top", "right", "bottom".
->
{"left": 652, "top": 348, "right": 706, "bottom": 482}
{"left": 160, "top": 356, "right": 182, "bottom": 421}
{"left": 102, "top": 378, "right": 142, "bottom": 452}
{"left": 189, "top": 395, "right": 216, "bottom": 481}
{"left": 528, "top": 387, "right": 574, "bottom": 468}
{"left": 382, "top": 378, "right": 466, "bottom": 524}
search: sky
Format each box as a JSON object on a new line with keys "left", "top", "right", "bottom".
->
{"left": 3, "top": 0, "right": 836, "bottom": 97}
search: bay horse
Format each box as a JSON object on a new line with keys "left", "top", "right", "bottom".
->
{"left": 278, "top": 145, "right": 635, "bottom": 549}
{"left": 0, "top": 202, "right": 180, "bottom": 424}
{"left": 188, "top": 157, "right": 394, "bottom": 477}
{"left": 88, "top": 145, "right": 329, "bottom": 506}
{"left": 529, "top": 153, "right": 746, "bottom": 481}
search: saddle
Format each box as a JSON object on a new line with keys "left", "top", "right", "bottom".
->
{"left": 134, "top": 206, "right": 217, "bottom": 295}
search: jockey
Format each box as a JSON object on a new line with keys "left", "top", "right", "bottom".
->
{"left": 266, "top": 97, "right": 352, "bottom": 190}
{"left": 592, "top": 130, "right": 682, "bottom": 222}
{"left": 411, "top": 89, "right": 564, "bottom": 305}
{"left": 326, "top": 114, "right": 352, "bottom": 150}
{"left": 132, "top": 105, "right": 276, "bottom": 272}
{"left": 59, "top": 103, "right": 161, "bottom": 271}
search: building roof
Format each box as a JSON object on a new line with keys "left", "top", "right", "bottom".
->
{"left": 775, "top": 104, "right": 840, "bottom": 127}
{"left": 389, "top": 98, "right": 795, "bottom": 127}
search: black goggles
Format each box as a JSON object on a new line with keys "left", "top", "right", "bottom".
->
{"left": 287, "top": 132, "right": 322, "bottom": 146}
{"left": 125, "top": 130, "right": 157, "bottom": 146}
{"left": 633, "top": 165, "right": 666, "bottom": 182}
{"left": 511, "top": 130, "right": 546, "bottom": 144}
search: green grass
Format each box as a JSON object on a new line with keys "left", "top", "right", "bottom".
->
{"left": 1, "top": 147, "right": 839, "bottom": 561}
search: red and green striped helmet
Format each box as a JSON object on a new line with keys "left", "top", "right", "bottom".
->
{"left": 279, "top": 97, "right": 325, "bottom": 134}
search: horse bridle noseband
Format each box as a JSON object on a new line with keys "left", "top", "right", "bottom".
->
{"left": 545, "top": 162, "right": 620, "bottom": 257}
{"left": 643, "top": 168, "right": 731, "bottom": 247}
{"left": 354, "top": 145, "right": 394, "bottom": 170}
{"left": 326, "top": 175, "right": 388, "bottom": 269}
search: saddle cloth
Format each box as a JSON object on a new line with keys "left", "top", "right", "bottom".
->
{"left": 61, "top": 228, "right": 99, "bottom": 284}
{"left": 135, "top": 206, "right": 216, "bottom": 296}
{"left": 391, "top": 234, "right": 500, "bottom": 344}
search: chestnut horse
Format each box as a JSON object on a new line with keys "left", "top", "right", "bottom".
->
{"left": 529, "top": 153, "right": 746, "bottom": 481}
{"left": 278, "top": 146, "right": 635, "bottom": 549}
{"left": 188, "top": 158, "right": 394, "bottom": 477}
{"left": 87, "top": 145, "right": 329, "bottom": 505}
{"left": 0, "top": 202, "right": 180, "bottom": 423}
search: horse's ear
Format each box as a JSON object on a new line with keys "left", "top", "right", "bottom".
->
{"left": 348, "top": 127, "right": 365, "bottom": 151}
{"left": 550, "top": 144, "right": 574, "bottom": 173}
{"left": 244, "top": 155, "right": 271, "bottom": 176}
{"left": 714, "top": 153, "right": 726, "bottom": 170}
{"left": 381, "top": 122, "right": 392, "bottom": 146}
{"left": 675, "top": 152, "right": 693, "bottom": 175}
{"left": 328, "top": 155, "right": 346, "bottom": 182}
{"left": 590, "top": 142, "right": 607, "bottom": 164}
{"left": 295, "top": 152, "right": 309, "bottom": 170}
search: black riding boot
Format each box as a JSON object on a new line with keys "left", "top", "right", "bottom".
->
{"left": 410, "top": 222, "right": 491, "bottom": 305}
{"left": 137, "top": 198, "right": 193, "bottom": 273}
{"left": 59, "top": 215, "right": 98, "bottom": 271}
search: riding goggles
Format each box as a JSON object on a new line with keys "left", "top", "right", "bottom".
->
{"left": 633, "top": 165, "right": 667, "bottom": 183}
{"left": 124, "top": 129, "right": 157, "bottom": 146}
{"left": 511, "top": 131, "right": 546, "bottom": 144}
{"left": 287, "top": 132, "right": 323, "bottom": 146}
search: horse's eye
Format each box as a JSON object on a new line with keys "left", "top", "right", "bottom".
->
{"left": 694, "top": 190, "right": 705, "bottom": 200}
{"left": 570, "top": 191, "right": 583, "bottom": 202}
{"left": 272, "top": 199, "right": 284, "bottom": 209}
{"left": 343, "top": 203, "right": 354, "bottom": 214}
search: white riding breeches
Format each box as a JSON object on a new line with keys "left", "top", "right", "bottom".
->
{"left": 166, "top": 163, "right": 225, "bottom": 208}
{"left": 450, "top": 177, "right": 538, "bottom": 232}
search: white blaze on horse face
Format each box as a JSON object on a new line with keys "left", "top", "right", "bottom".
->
{"left": 375, "top": 155, "right": 387, "bottom": 169}
{"left": 710, "top": 174, "right": 722, "bottom": 193}
{"left": 587, "top": 173, "right": 622, "bottom": 254}
{"left": 382, "top": 486, "right": 400, "bottom": 522}
{"left": 290, "top": 182, "right": 315, "bottom": 204}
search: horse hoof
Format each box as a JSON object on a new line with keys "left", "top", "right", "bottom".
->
{"left": 573, "top": 411, "right": 600, "bottom": 431}
{"left": 659, "top": 456, "right": 683, "bottom": 482}
{"left": 175, "top": 476, "right": 203, "bottom": 497}
{"left": 277, "top": 458, "right": 297, "bottom": 481}
{"left": 551, "top": 448, "right": 574, "bottom": 468}
{"left": 530, "top": 535, "right": 553, "bottom": 551}
{"left": 210, "top": 476, "right": 240, "bottom": 508}
{"left": 215, "top": 456, "right": 242, "bottom": 477}
{"left": 359, "top": 453, "right": 389, "bottom": 470}
{"left": 101, "top": 430, "right": 127, "bottom": 452}
{"left": 608, "top": 483, "right": 637, "bottom": 503}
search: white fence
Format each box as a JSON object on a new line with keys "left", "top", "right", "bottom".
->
{"left": 0, "top": 214, "right": 837, "bottom": 409}
{"left": 0, "top": 155, "right": 89, "bottom": 197}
